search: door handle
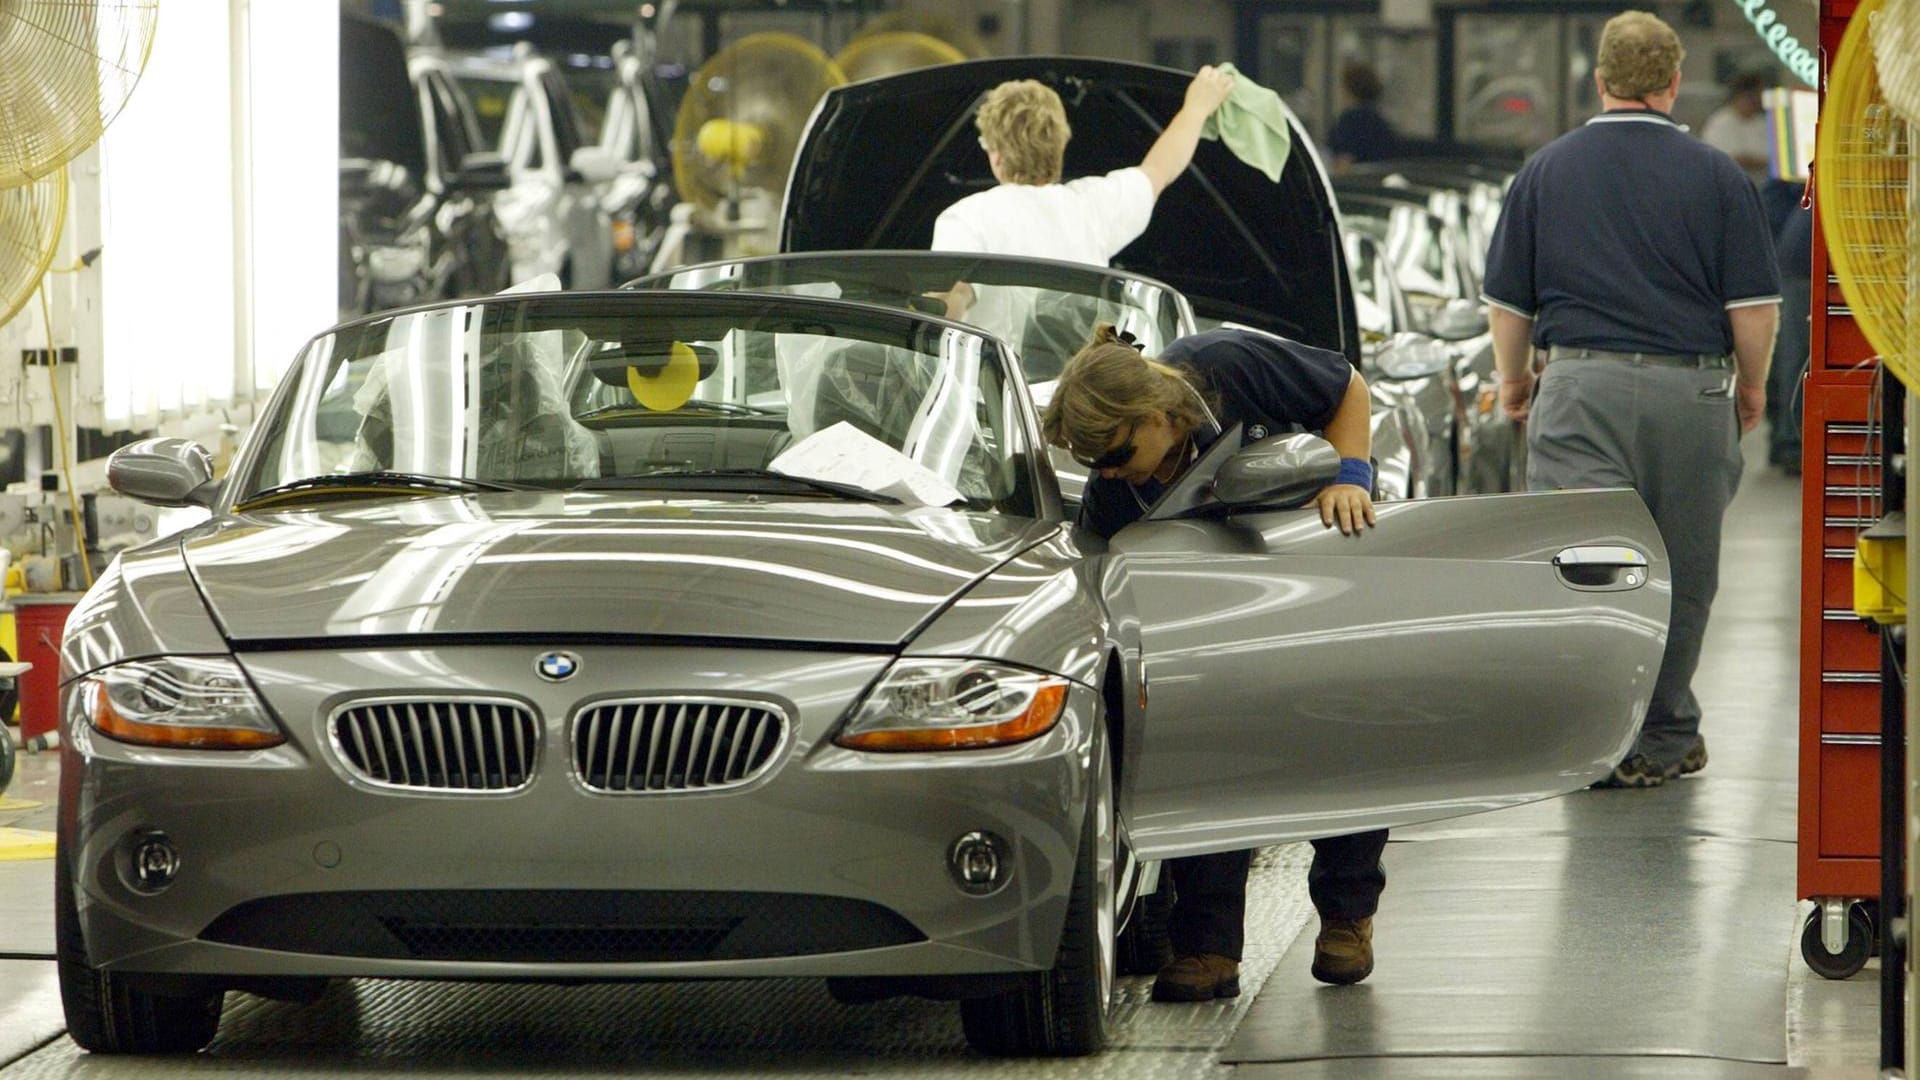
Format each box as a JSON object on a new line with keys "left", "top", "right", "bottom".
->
{"left": 1552, "top": 546, "right": 1650, "bottom": 591}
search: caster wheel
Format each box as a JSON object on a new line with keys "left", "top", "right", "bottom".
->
{"left": 1801, "top": 904, "right": 1874, "bottom": 979}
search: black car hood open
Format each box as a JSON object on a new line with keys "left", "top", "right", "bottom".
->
{"left": 781, "top": 57, "right": 1358, "bottom": 363}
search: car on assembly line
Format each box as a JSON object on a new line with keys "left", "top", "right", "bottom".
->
{"left": 62, "top": 287, "right": 1668, "bottom": 1059}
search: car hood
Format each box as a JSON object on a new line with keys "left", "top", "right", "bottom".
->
{"left": 781, "top": 56, "right": 1358, "bottom": 362}
{"left": 180, "top": 494, "right": 1055, "bottom": 647}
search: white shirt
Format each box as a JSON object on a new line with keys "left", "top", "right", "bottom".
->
{"left": 1699, "top": 107, "right": 1772, "bottom": 184}
{"left": 930, "top": 167, "right": 1157, "bottom": 267}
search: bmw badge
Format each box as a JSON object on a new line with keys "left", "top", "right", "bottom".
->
{"left": 535, "top": 651, "right": 580, "bottom": 682}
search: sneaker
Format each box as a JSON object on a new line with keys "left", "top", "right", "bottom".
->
{"left": 1310, "top": 916, "right": 1374, "bottom": 985}
{"left": 1590, "top": 753, "right": 1668, "bottom": 789}
{"left": 1151, "top": 953, "right": 1240, "bottom": 1002}
{"left": 1677, "top": 735, "right": 1708, "bottom": 777}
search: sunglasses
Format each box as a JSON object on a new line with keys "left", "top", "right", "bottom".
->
{"left": 1073, "top": 427, "right": 1136, "bottom": 470}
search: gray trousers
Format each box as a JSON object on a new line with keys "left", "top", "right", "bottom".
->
{"left": 1525, "top": 357, "right": 1744, "bottom": 768}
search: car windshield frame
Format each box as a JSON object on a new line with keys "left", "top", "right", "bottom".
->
{"left": 226, "top": 291, "right": 1059, "bottom": 519}
{"left": 626, "top": 251, "right": 1191, "bottom": 387}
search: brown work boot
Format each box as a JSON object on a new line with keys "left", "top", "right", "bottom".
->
{"left": 1151, "top": 953, "right": 1240, "bottom": 1002}
{"left": 1310, "top": 916, "right": 1374, "bottom": 985}
{"left": 1677, "top": 735, "right": 1708, "bottom": 777}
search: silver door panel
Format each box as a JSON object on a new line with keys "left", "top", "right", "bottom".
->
{"left": 1114, "top": 489, "right": 1669, "bottom": 859}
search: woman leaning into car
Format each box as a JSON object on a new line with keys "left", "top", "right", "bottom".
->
{"left": 1041, "top": 322, "right": 1387, "bottom": 1000}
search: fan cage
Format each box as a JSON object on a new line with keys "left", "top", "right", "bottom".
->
{"left": 834, "top": 32, "right": 966, "bottom": 85}
{"left": 1818, "top": 0, "right": 1916, "bottom": 387}
{"left": 0, "top": 168, "right": 69, "bottom": 330}
{"left": 0, "top": 0, "right": 160, "bottom": 187}
{"left": 670, "top": 32, "right": 848, "bottom": 210}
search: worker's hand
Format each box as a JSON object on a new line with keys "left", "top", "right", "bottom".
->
{"left": 1315, "top": 483, "right": 1376, "bottom": 536}
{"left": 1185, "top": 65, "right": 1235, "bottom": 116}
{"left": 924, "top": 281, "right": 975, "bottom": 320}
{"left": 1736, "top": 378, "right": 1766, "bottom": 433}
{"left": 1498, "top": 370, "right": 1535, "bottom": 422}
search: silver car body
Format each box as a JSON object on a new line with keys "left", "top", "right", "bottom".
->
{"left": 64, "top": 290, "right": 1668, "bottom": 1052}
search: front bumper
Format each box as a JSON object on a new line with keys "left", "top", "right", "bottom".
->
{"left": 62, "top": 645, "right": 1096, "bottom": 982}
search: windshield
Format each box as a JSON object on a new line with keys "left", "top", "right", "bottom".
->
{"left": 632, "top": 253, "right": 1188, "bottom": 385}
{"left": 233, "top": 294, "right": 1038, "bottom": 513}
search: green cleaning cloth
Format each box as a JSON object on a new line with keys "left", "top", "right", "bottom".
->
{"left": 1200, "top": 62, "right": 1294, "bottom": 183}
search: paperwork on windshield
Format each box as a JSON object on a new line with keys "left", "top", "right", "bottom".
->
{"left": 769, "top": 422, "right": 965, "bottom": 508}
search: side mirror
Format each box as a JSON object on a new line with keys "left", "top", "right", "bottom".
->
{"left": 568, "top": 145, "right": 621, "bottom": 185}
{"left": 1147, "top": 425, "right": 1341, "bottom": 519}
{"left": 1214, "top": 433, "right": 1342, "bottom": 508}
{"left": 1429, "top": 298, "right": 1490, "bottom": 342}
{"left": 106, "top": 439, "right": 221, "bottom": 508}
{"left": 1373, "top": 334, "right": 1453, "bottom": 380}
{"left": 452, "top": 151, "right": 512, "bottom": 192}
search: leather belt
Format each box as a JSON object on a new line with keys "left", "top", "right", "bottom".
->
{"left": 1547, "top": 345, "right": 1732, "bottom": 370}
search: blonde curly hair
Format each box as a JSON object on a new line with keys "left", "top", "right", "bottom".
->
{"left": 976, "top": 80, "right": 1070, "bottom": 186}
{"left": 1042, "top": 324, "right": 1216, "bottom": 461}
{"left": 1596, "top": 11, "right": 1686, "bottom": 100}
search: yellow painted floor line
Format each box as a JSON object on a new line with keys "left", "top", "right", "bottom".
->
{"left": 0, "top": 827, "right": 54, "bottom": 860}
{"left": 0, "top": 797, "right": 43, "bottom": 811}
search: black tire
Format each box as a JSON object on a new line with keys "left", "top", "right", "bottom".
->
{"left": 0, "top": 643, "right": 19, "bottom": 727}
{"left": 1858, "top": 899, "right": 1883, "bottom": 957}
{"left": 1800, "top": 905, "right": 1874, "bottom": 980}
{"left": 56, "top": 841, "right": 224, "bottom": 1053}
{"left": 959, "top": 728, "right": 1115, "bottom": 1057}
{"left": 1116, "top": 866, "right": 1175, "bottom": 976}
{"left": 0, "top": 722, "right": 13, "bottom": 796}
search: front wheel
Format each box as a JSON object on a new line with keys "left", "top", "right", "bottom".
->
{"left": 959, "top": 725, "right": 1116, "bottom": 1056}
{"left": 56, "top": 843, "right": 224, "bottom": 1053}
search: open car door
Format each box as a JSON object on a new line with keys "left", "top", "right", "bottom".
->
{"left": 1108, "top": 443, "right": 1669, "bottom": 860}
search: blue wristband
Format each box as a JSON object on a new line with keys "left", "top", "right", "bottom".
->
{"left": 1336, "top": 457, "right": 1374, "bottom": 490}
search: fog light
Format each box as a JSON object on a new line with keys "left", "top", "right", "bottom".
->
{"left": 131, "top": 833, "right": 179, "bottom": 892}
{"left": 948, "top": 831, "right": 1011, "bottom": 896}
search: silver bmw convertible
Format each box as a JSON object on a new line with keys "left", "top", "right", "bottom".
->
{"left": 60, "top": 289, "right": 1669, "bottom": 1057}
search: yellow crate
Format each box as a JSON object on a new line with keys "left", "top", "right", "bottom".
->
{"left": 1854, "top": 527, "right": 1907, "bottom": 624}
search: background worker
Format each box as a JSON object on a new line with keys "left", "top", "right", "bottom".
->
{"left": 931, "top": 69, "right": 1234, "bottom": 265}
{"left": 1482, "top": 10, "right": 1780, "bottom": 788}
{"left": 1699, "top": 71, "right": 1774, "bottom": 186}
{"left": 1326, "top": 60, "right": 1398, "bottom": 172}
{"left": 1044, "top": 323, "right": 1386, "bottom": 1000}
{"left": 925, "top": 69, "right": 1233, "bottom": 324}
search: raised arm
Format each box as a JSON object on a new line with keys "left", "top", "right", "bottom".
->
{"left": 1138, "top": 66, "right": 1235, "bottom": 197}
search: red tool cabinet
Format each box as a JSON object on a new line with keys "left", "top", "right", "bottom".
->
{"left": 1796, "top": 0, "right": 1887, "bottom": 974}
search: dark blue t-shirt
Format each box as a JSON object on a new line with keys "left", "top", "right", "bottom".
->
{"left": 1079, "top": 328, "right": 1354, "bottom": 539}
{"left": 1481, "top": 109, "right": 1781, "bottom": 356}
{"left": 1328, "top": 105, "right": 1397, "bottom": 164}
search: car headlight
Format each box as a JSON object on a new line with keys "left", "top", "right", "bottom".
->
{"left": 81, "top": 657, "right": 284, "bottom": 750}
{"left": 834, "top": 659, "right": 1069, "bottom": 752}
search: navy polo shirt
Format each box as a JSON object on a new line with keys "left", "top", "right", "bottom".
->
{"left": 1481, "top": 109, "right": 1781, "bottom": 356}
{"left": 1078, "top": 328, "right": 1353, "bottom": 539}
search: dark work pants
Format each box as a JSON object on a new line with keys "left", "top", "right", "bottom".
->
{"left": 1526, "top": 356, "right": 1743, "bottom": 768}
{"left": 1165, "top": 829, "right": 1389, "bottom": 961}
{"left": 1767, "top": 274, "right": 1810, "bottom": 466}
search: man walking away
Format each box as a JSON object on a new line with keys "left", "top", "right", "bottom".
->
{"left": 1481, "top": 9, "right": 1781, "bottom": 788}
